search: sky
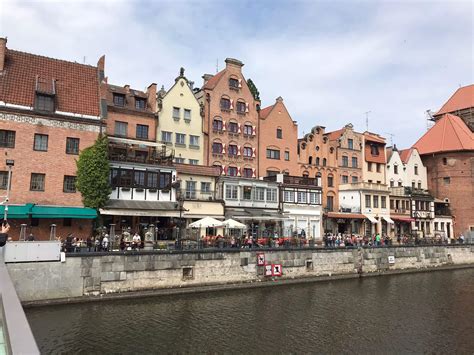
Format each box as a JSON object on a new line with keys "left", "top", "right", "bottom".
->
{"left": 1, "top": 0, "right": 473, "bottom": 148}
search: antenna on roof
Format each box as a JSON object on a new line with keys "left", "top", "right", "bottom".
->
{"left": 216, "top": 58, "right": 219, "bottom": 73}
{"left": 83, "top": 56, "right": 86, "bottom": 64}
{"left": 364, "top": 111, "right": 371, "bottom": 131}
{"left": 426, "top": 110, "right": 435, "bottom": 130}
{"left": 384, "top": 132, "right": 395, "bottom": 146}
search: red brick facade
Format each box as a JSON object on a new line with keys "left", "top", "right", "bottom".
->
{"left": 258, "top": 97, "right": 299, "bottom": 177}
{"left": 197, "top": 58, "right": 260, "bottom": 178}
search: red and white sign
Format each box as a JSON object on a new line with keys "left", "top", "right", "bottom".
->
{"left": 272, "top": 264, "right": 282, "bottom": 277}
{"left": 264, "top": 264, "right": 273, "bottom": 276}
{"left": 257, "top": 253, "right": 265, "bottom": 266}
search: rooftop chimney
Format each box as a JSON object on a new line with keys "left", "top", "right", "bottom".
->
{"left": 147, "top": 83, "right": 157, "bottom": 112}
{"left": 202, "top": 74, "right": 214, "bottom": 86}
{"left": 225, "top": 58, "right": 244, "bottom": 69}
{"left": 124, "top": 84, "right": 130, "bottom": 93}
{"left": 0, "top": 37, "right": 7, "bottom": 72}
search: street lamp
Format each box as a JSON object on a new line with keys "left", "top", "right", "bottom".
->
{"left": 2, "top": 159, "right": 14, "bottom": 221}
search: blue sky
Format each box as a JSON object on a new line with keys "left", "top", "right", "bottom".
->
{"left": 1, "top": 0, "right": 472, "bottom": 148}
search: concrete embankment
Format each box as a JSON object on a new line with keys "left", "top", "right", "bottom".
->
{"left": 7, "top": 245, "right": 474, "bottom": 305}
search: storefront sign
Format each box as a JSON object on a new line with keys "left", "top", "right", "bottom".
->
{"left": 272, "top": 264, "right": 282, "bottom": 277}
{"left": 257, "top": 253, "right": 265, "bottom": 266}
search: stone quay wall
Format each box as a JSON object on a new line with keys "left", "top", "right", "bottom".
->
{"left": 6, "top": 245, "right": 474, "bottom": 303}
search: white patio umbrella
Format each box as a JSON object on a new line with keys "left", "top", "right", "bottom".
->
{"left": 222, "top": 218, "right": 246, "bottom": 229}
{"left": 188, "top": 217, "right": 223, "bottom": 228}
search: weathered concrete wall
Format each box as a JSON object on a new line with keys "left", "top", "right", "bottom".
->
{"left": 7, "top": 245, "right": 474, "bottom": 302}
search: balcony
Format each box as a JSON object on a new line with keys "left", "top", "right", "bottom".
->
{"left": 108, "top": 138, "right": 174, "bottom": 166}
{"left": 264, "top": 175, "right": 321, "bottom": 188}
{"left": 183, "top": 189, "right": 216, "bottom": 201}
{"left": 339, "top": 182, "right": 390, "bottom": 192}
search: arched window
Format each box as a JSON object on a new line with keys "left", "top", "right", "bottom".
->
{"left": 243, "top": 145, "right": 253, "bottom": 158}
{"left": 308, "top": 156, "right": 313, "bottom": 164}
{"left": 327, "top": 174, "right": 334, "bottom": 187}
{"left": 414, "top": 164, "right": 419, "bottom": 175}
{"left": 390, "top": 179, "right": 394, "bottom": 187}
{"left": 212, "top": 117, "right": 223, "bottom": 132}
{"left": 212, "top": 140, "right": 223, "bottom": 154}
{"left": 220, "top": 96, "right": 231, "bottom": 110}
{"left": 227, "top": 166, "right": 238, "bottom": 177}
{"left": 229, "top": 77, "right": 239, "bottom": 89}
{"left": 236, "top": 99, "right": 246, "bottom": 114}
{"left": 323, "top": 158, "right": 327, "bottom": 166}
{"left": 303, "top": 171, "right": 309, "bottom": 178}
{"left": 316, "top": 157, "right": 320, "bottom": 166}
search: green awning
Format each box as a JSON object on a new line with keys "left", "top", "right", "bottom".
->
{"left": 0, "top": 204, "right": 33, "bottom": 219}
{"left": 31, "top": 206, "right": 97, "bottom": 219}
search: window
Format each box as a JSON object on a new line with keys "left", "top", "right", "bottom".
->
{"left": 35, "top": 93, "right": 55, "bottom": 112}
{"left": 173, "top": 107, "right": 180, "bottom": 119}
{"left": 184, "top": 109, "right": 191, "bottom": 121}
{"left": 190, "top": 135, "right": 199, "bottom": 147}
{"left": 394, "top": 164, "right": 398, "bottom": 174}
{"left": 443, "top": 177, "right": 450, "bottom": 185}
{"left": 30, "top": 173, "right": 45, "bottom": 191}
{"left": 352, "top": 176, "right": 358, "bottom": 183}
{"left": 135, "top": 98, "right": 146, "bottom": 110}
{"left": 381, "top": 196, "right": 386, "bottom": 209}
{"left": 236, "top": 101, "right": 246, "bottom": 114}
{"left": 201, "top": 182, "right": 211, "bottom": 193}
{"left": 316, "top": 157, "right": 320, "bottom": 166}
{"left": 244, "top": 124, "right": 253, "bottom": 135}
{"left": 161, "top": 131, "right": 172, "bottom": 143}
{"left": 266, "top": 149, "right": 280, "bottom": 160}
{"left": 175, "top": 133, "right": 186, "bottom": 145}
{"left": 327, "top": 175, "right": 334, "bottom": 187}
{"left": 370, "top": 145, "right": 379, "bottom": 155}
{"left": 284, "top": 190, "right": 295, "bottom": 202}
{"left": 309, "top": 157, "right": 313, "bottom": 165}
{"left": 348, "top": 139, "right": 353, "bottom": 149}
{"left": 412, "top": 181, "right": 416, "bottom": 188}
{"left": 342, "top": 175, "right": 348, "bottom": 184}
{"left": 159, "top": 172, "right": 171, "bottom": 190}
{"left": 228, "top": 166, "right": 238, "bottom": 176}
{"left": 368, "top": 162, "right": 373, "bottom": 171}
{"left": 226, "top": 185, "right": 238, "bottom": 199}
{"left": 285, "top": 151, "right": 290, "bottom": 161}
{"left": 0, "top": 130, "right": 15, "bottom": 148}
{"left": 147, "top": 172, "right": 158, "bottom": 189}
{"left": 228, "top": 122, "right": 239, "bottom": 133}
{"left": 398, "top": 181, "right": 403, "bottom": 187}
{"left": 229, "top": 78, "right": 239, "bottom": 89}
{"left": 365, "top": 195, "right": 371, "bottom": 208}
{"left": 255, "top": 187, "right": 265, "bottom": 201}
{"left": 0, "top": 171, "right": 10, "bottom": 190}
{"left": 220, "top": 98, "right": 231, "bottom": 110}
{"left": 115, "top": 121, "right": 128, "bottom": 137}
{"left": 342, "top": 156, "right": 349, "bottom": 167}
{"left": 442, "top": 157, "right": 447, "bottom": 165}
{"left": 34, "top": 134, "right": 48, "bottom": 151}
{"left": 417, "top": 181, "right": 421, "bottom": 189}
{"left": 267, "top": 188, "right": 277, "bottom": 202}
{"left": 327, "top": 196, "right": 334, "bottom": 211}
{"left": 309, "top": 192, "right": 319, "bottom": 204}
{"left": 185, "top": 181, "right": 197, "bottom": 199}
{"left": 212, "top": 142, "right": 223, "bottom": 154}
{"left": 213, "top": 119, "right": 223, "bottom": 132}
{"left": 134, "top": 171, "right": 145, "bottom": 187}
{"left": 66, "top": 137, "right": 80, "bottom": 154}
{"left": 352, "top": 157, "right": 358, "bottom": 168}
{"left": 175, "top": 158, "right": 185, "bottom": 164}
{"left": 188, "top": 159, "right": 198, "bottom": 165}
{"left": 376, "top": 163, "right": 381, "bottom": 173}
{"left": 322, "top": 158, "right": 327, "bottom": 166}
{"left": 297, "top": 191, "right": 307, "bottom": 203}
{"left": 117, "top": 169, "right": 132, "bottom": 187}
{"left": 243, "top": 146, "right": 253, "bottom": 157}
{"left": 414, "top": 165, "right": 419, "bottom": 175}
{"left": 228, "top": 144, "right": 238, "bottom": 156}
{"left": 373, "top": 195, "right": 379, "bottom": 208}
{"left": 113, "top": 94, "right": 125, "bottom": 107}
{"left": 136, "top": 125, "right": 149, "bottom": 140}
{"left": 276, "top": 128, "right": 282, "bottom": 139}
{"left": 243, "top": 168, "right": 253, "bottom": 178}
{"left": 242, "top": 186, "right": 252, "bottom": 200}
{"left": 390, "top": 180, "right": 394, "bottom": 187}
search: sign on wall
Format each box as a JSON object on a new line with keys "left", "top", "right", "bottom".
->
{"left": 257, "top": 253, "right": 265, "bottom": 266}
{"left": 264, "top": 264, "right": 273, "bottom": 277}
{"left": 388, "top": 255, "right": 395, "bottom": 264}
{"left": 272, "top": 264, "right": 283, "bottom": 277}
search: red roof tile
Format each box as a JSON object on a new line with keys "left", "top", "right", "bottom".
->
{"left": 435, "top": 84, "right": 474, "bottom": 116}
{"left": 175, "top": 164, "right": 221, "bottom": 177}
{"left": 398, "top": 148, "right": 413, "bottom": 164}
{"left": 364, "top": 132, "right": 386, "bottom": 144}
{"left": 326, "top": 128, "right": 345, "bottom": 141}
{"left": 413, "top": 113, "right": 474, "bottom": 154}
{"left": 259, "top": 104, "right": 274, "bottom": 119}
{"left": 0, "top": 49, "right": 100, "bottom": 116}
{"left": 202, "top": 70, "right": 226, "bottom": 90}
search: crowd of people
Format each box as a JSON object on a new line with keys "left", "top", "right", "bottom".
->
{"left": 323, "top": 233, "right": 393, "bottom": 247}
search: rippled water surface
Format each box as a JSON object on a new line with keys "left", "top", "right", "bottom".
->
{"left": 26, "top": 269, "right": 474, "bottom": 354}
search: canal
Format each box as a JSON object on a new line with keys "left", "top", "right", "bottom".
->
{"left": 26, "top": 268, "right": 474, "bottom": 354}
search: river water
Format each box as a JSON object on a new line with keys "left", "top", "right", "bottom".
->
{"left": 26, "top": 269, "right": 474, "bottom": 354}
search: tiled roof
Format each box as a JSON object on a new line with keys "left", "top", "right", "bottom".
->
{"left": 175, "top": 164, "right": 221, "bottom": 177}
{"left": 259, "top": 104, "right": 274, "bottom": 119}
{"left": 106, "top": 84, "right": 153, "bottom": 114}
{"left": 413, "top": 113, "right": 474, "bottom": 154}
{"left": 327, "top": 128, "right": 345, "bottom": 141}
{"left": 364, "top": 132, "right": 386, "bottom": 144}
{"left": 0, "top": 49, "right": 100, "bottom": 116}
{"left": 202, "top": 70, "right": 226, "bottom": 90}
{"left": 435, "top": 84, "right": 474, "bottom": 116}
{"left": 399, "top": 148, "right": 413, "bottom": 164}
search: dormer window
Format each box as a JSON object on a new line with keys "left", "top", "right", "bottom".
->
{"left": 35, "top": 94, "right": 55, "bottom": 112}
{"left": 113, "top": 94, "right": 125, "bottom": 107}
{"left": 370, "top": 145, "right": 379, "bottom": 156}
{"left": 135, "top": 97, "right": 146, "bottom": 110}
{"left": 229, "top": 78, "right": 239, "bottom": 89}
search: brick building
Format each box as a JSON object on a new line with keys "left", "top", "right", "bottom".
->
{"left": 258, "top": 97, "right": 299, "bottom": 177}
{"left": 195, "top": 58, "right": 260, "bottom": 178}
{"left": 0, "top": 38, "right": 101, "bottom": 240}
{"left": 413, "top": 113, "right": 474, "bottom": 237}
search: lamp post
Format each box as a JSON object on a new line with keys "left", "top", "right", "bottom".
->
{"left": 2, "top": 159, "right": 14, "bottom": 221}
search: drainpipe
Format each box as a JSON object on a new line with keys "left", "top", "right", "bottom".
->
{"left": 206, "top": 93, "right": 211, "bottom": 166}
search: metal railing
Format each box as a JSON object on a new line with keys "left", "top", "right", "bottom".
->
{"left": 0, "top": 251, "right": 39, "bottom": 354}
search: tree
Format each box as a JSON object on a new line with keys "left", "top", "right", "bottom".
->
{"left": 247, "top": 78, "right": 260, "bottom": 101}
{"left": 76, "top": 134, "right": 111, "bottom": 210}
